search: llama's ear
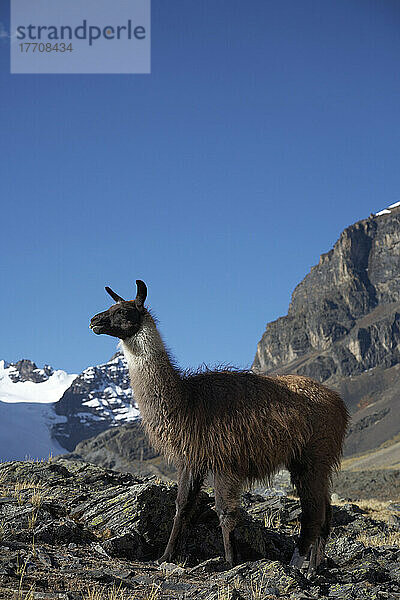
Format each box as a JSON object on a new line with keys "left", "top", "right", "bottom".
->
{"left": 105, "top": 286, "right": 125, "bottom": 303}
{"left": 135, "top": 280, "right": 147, "bottom": 310}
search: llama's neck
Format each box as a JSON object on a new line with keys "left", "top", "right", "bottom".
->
{"left": 120, "top": 313, "right": 183, "bottom": 434}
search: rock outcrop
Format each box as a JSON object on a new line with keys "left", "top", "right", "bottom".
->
{"left": 4, "top": 359, "right": 54, "bottom": 383}
{"left": 253, "top": 205, "right": 400, "bottom": 457}
{"left": 66, "top": 421, "right": 176, "bottom": 480}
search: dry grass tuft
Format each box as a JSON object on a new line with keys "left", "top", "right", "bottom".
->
{"left": 356, "top": 531, "right": 400, "bottom": 548}
{"left": 16, "top": 556, "right": 36, "bottom": 600}
{"left": 82, "top": 583, "right": 161, "bottom": 600}
{"left": 29, "top": 491, "right": 43, "bottom": 508}
{"left": 16, "top": 585, "right": 35, "bottom": 600}
{"left": 1, "top": 481, "right": 48, "bottom": 509}
{"left": 332, "top": 497, "right": 397, "bottom": 523}
{"left": 27, "top": 510, "right": 38, "bottom": 531}
{"left": 214, "top": 584, "right": 233, "bottom": 600}
{"left": 249, "top": 566, "right": 275, "bottom": 600}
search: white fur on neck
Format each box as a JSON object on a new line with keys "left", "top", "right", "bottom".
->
{"left": 120, "top": 314, "right": 166, "bottom": 368}
{"left": 119, "top": 312, "right": 181, "bottom": 427}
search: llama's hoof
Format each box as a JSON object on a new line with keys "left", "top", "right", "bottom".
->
{"left": 290, "top": 539, "right": 326, "bottom": 578}
{"left": 306, "top": 537, "right": 326, "bottom": 579}
{"left": 156, "top": 553, "right": 172, "bottom": 565}
{"left": 289, "top": 547, "right": 306, "bottom": 570}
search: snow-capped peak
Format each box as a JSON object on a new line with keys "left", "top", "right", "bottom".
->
{"left": 0, "top": 359, "right": 78, "bottom": 461}
{"left": 375, "top": 201, "right": 400, "bottom": 217}
{"left": 0, "top": 359, "right": 77, "bottom": 404}
{"left": 0, "top": 353, "right": 139, "bottom": 460}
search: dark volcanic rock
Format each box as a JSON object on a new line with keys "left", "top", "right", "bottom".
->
{"left": 34, "top": 519, "right": 96, "bottom": 545}
{"left": 252, "top": 207, "right": 400, "bottom": 458}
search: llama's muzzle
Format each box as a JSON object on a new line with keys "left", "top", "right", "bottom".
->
{"left": 90, "top": 313, "right": 107, "bottom": 334}
{"left": 90, "top": 324, "right": 102, "bottom": 334}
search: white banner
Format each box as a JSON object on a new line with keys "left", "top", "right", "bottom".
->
{"left": 10, "top": 0, "right": 151, "bottom": 74}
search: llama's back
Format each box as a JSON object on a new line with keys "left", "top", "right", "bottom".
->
{"left": 181, "top": 370, "right": 348, "bottom": 482}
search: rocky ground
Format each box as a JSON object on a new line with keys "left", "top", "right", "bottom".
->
{"left": 0, "top": 459, "right": 399, "bottom": 600}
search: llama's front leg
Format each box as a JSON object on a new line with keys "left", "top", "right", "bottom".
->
{"left": 214, "top": 473, "right": 241, "bottom": 567}
{"left": 158, "top": 466, "right": 204, "bottom": 563}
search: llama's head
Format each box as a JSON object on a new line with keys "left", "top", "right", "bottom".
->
{"left": 90, "top": 280, "right": 147, "bottom": 339}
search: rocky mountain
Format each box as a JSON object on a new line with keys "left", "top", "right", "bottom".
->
{"left": 53, "top": 353, "right": 139, "bottom": 451}
{"left": 253, "top": 202, "right": 400, "bottom": 457}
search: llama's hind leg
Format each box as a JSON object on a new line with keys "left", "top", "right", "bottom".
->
{"left": 306, "top": 493, "right": 332, "bottom": 576}
{"left": 158, "top": 465, "right": 204, "bottom": 563}
{"left": 309, "top": 494, "right": 331, "bottom": 569}
{"left": 289, "top": 463, "right": 329, "bottom": 576}
{"left": 214, "top": 473, "right": 241, "bottom": 567}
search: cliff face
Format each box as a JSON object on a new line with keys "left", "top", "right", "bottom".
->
{"left": 253, "top": 205, "right": 400, "bottom": 456}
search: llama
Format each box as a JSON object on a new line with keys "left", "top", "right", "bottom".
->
{"left": 90, "top": 280, "right": 349, "bottom": 576}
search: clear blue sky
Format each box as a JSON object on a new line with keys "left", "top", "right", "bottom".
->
{"left": 1, "top": 0, "right": 399, "bottom": 374}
